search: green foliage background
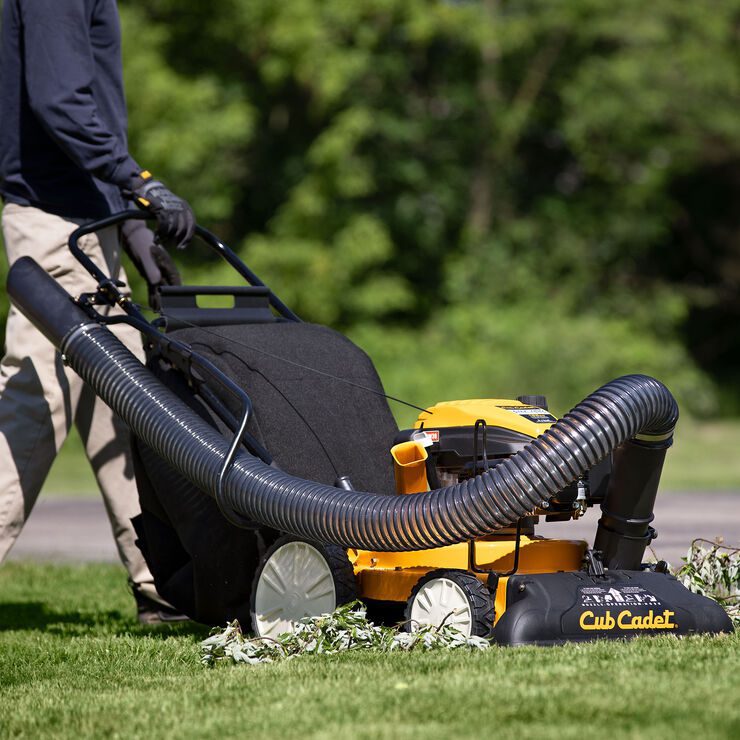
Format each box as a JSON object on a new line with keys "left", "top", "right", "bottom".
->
{"left": 2, "top": 0, "right": 740, "bottom": 423}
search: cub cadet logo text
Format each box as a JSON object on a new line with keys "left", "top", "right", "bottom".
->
{"left": 579, "top": 609, "right": 677, "bottom": 631}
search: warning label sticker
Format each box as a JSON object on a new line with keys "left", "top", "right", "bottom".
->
{"left": 578, "top": 585, "right": 661, "bottom": 607}
{"left": 499, "top": 406, "right": 557, "bottom": 424}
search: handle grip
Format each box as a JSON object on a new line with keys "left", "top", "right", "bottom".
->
{"left": 67, "top": 210, "right": 299, "bottom": 321}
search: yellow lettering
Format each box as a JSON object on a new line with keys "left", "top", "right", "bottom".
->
{"left": 582, "top": 609, "right": 677, "bottom": 632}
{"left": 617, "top": 610, "right": 633, "bottom": 629}
{"left": 617, "top": 609, "right": 677, "bottom": 630}
{"left": 579, "top": 610, "right": 596, "bottom": 630}
{"left": 658, "top": 610, "right": 677, "bottom": 629}
{"left": 579, "top": 610, "right": 617, "bottom": 630}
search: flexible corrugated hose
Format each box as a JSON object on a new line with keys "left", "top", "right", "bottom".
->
{"left": 9, "top": 257, "right": 679, "bottom": 552}
{"left": 61, "top": 322, "right": 678, "bottom": 551}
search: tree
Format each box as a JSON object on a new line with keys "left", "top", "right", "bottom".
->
{"left": 2, "top": 0, "right": 738, "bottom": 415}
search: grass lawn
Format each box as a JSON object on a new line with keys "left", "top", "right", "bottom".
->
{"left": 662, "top": 419, "right": 740, "bottom": 490}
{"left": 42, "top": 419, "right": 740, "bottom": 497}
{"left": 0, "top": 562, "right": 738, "bottom": 739}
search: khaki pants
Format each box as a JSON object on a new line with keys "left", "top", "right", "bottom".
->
{"left": 0, "top": 202, "right": 158, "bottom": 601}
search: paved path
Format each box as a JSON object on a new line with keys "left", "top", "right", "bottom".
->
{"left": 9, "top": 499, "right": 121, "bottom": 564}
{"left": 6, "top": 492, "right": 740, "bottom": 568}
{"left": 540, "top": 491, "right": 739, "bottom": 565}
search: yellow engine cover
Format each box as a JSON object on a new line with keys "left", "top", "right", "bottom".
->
{"left": 363, "top": 397, "right": 571, "bottom": 623}
{"left": 415, "top": 398, "right": 556, "bottom": 439}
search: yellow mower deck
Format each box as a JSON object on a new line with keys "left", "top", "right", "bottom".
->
{"left": 349, "top": 536, "right": 586, "bottom": 624}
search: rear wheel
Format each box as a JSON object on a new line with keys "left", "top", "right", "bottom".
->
{"left": 250, "top": 535, "right": 357, "bottom": 638}
{"left": 405, "top": 569, "right": 494, "bottom": 638}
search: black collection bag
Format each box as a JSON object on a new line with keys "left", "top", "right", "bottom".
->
{"left": 132, "top": 322, "right": 399, "bottom": 625}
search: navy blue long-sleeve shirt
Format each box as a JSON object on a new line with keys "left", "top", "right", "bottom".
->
{"left": 0, "top": 0, "right": 140, "bottom": 218}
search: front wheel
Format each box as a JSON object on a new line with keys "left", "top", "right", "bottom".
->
{"left": 250, "top": 535, "right": 357, "bottom": 638}
{"left": 405, "top": 569, "right": 494, "bottom": 638}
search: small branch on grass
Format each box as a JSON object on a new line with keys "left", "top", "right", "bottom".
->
{"left": 677, "top": 538, "right": 739, "bottom": 624}
{"left": 201, "top": 602, "right": 491, "bottom": 666}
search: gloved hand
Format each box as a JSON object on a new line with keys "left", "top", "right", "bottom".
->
{"left": 124, "top": 170, "right": 195, "bottom": 250}
{"left": 121, "top": 219, "right": 182, "bottom": 311}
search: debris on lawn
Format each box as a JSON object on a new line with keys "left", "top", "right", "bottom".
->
{"left": 678, "top": 538, "right": 739, "bottom": 626}
{"left": 200, "top": 601, "right": 491, "bottom": 666}
{"left": 200, "top": 541, "right": 740, "bottom": 666}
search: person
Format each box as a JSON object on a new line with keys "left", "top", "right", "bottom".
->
{"left": 0, "top": 0, "right": 195, "bottom": 622}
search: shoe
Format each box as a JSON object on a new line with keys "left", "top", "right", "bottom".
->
{"left": 134, "top": 591, "right": 191, "bottom": 625}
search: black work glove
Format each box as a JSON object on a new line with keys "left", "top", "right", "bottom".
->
{"left": 121, "top": 219, "right": 182, "bottom": 311}
{"left": 124, "top": 171, "right": 196, "bottom": 250}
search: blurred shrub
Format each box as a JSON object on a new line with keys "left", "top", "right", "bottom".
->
{"left": 2, "top": 0, "right": 738, "bottom": 418}
{"left": 351, "top": 301, "right": 714, "bottom": 429}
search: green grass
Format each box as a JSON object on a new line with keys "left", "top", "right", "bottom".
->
{"left": 0, "top": 562, "right": 738, "bottom": 739}
{"left": 42, "top": 419, "right": 740, "bottom": 497}
{"left": 661, "top": 419, "right": 740, "bottom": 491}
{"left": 41, "top": 427, "right": 97, "bottom": 496}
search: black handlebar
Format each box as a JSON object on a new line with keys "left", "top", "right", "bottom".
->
{"left": 68, "top": 210, "right": 299, "bottom": 322}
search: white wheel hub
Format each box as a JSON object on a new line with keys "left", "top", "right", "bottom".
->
{"left": 253, "top": 541, "right": 336, "bottom": 638}
{"left": 409, "top": 577, "right": 473, "bottom": 637}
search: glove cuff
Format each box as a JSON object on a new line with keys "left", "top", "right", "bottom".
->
{"left": 123, "top": 170, "right": 157, "bottom": 207}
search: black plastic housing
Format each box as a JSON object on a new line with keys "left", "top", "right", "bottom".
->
{"left": 493, "top": 570, "right": 733, "bottom": 645}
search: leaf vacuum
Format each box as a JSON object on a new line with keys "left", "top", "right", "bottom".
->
{"left": 7, "top": 212, "right": 733, "bottom": 645}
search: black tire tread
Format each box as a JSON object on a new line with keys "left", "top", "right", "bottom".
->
{"left": 405, "top": 568, "right": 495, "bottom": 638}
{"left": 320, "top": 542, "right": 358, "bottom": 606}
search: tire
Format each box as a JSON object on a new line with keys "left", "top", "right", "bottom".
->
{"left": 405, "top": 569, "right": 494, "bottom": 638}
{"left": 250, "top": 535, "right": 357, "bottom": 638}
